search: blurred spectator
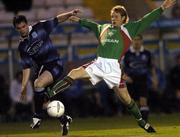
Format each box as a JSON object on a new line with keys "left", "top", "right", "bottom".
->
{"left": 9, "top": 71, "right": 33, "bottom": 121}
{"left": 172, "top": 3, "right": 180, "bottom": 18}
{"left": 147, "top": 57, "right": 166, "bottom": 112}
{"left": 0, "top": 74, "right": 9, "bottom": 122}
{"left": 167, "top": 55, "right": 180, "bottom": 112}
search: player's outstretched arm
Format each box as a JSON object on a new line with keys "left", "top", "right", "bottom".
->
{"left": 69, "top": 16, "right": 100, "bottom": 38}
{"left": 125, "top": 0, "right": 176, "bottom": 38}
{"left": 56, "top": 9, "right": 81, "bottom": 23}
{"left": 161, "top": 0, "right": 176, "bottom": 10}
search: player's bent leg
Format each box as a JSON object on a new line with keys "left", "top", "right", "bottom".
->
{"left": 47, "top": 66, "right": 90, "bottom": 98}
{"left": 32, "top": 71, "right": 73, "bottom": 136}
{"left": 31, "top": 71, "right": 54, "bottom": 129}
{"left": 34, "top": 70, "right": 54, "bottom": 89}
{"left": 139, "top": 97, "right": 149, "bottom": 121}
{"left": 113, "top": 87, "right": 156, "bottom": 133}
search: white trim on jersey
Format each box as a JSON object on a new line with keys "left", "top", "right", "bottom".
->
{"left": 99, "top": 24, "right": 110, "bottom": 38}
{"left": 120, "top": 25, "right": 132, "bottom": 41}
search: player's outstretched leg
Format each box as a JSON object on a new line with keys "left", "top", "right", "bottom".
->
{"left": 114, "top": 87, "right": 156, "bottom": 133}
{"left": 46, "top": 76, "right": 74, "bottom": 98}
{"left": 46, "top": 67, "right": 89, "bottom": 99}
{"left": 58, "top": 115, "right": 72, "bottom": 136}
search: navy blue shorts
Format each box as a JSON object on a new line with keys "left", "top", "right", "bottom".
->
{"left": 35, "top": 59, "right": 63, "bottom": 82}
{"left": 127, "top": 75, "right": 148, "bottom": 100}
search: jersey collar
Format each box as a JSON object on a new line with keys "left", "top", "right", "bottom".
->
{"left": 130, "top": 46, "right": 144, "bottom": 53}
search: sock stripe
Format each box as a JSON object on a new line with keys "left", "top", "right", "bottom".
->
{"left": 52, "top": 81, "right": 68, "bottom": 92}
{"left": 53, "top": 82, "right": 69, "bottom": 94}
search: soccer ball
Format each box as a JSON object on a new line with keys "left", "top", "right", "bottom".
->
{"left": 47, "top": 100, "right": 65, "bottom": 117}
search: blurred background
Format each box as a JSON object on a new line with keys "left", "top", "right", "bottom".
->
{"left": 0, "top": 0, "right": 179, "bottom": 122}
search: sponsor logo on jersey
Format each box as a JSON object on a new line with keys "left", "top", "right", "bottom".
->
{"left": 27, "top": 40, "right": 43, "bottom": 55}
{"left": 108, "top": 31, "right": 114, "bottom": 37}
{"left": 101, "top": 39, "right": 119, "bottom": 44}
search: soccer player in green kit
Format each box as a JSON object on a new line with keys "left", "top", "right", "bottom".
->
{"left": 46, "top": 0, "right": 175, "bottom": 133}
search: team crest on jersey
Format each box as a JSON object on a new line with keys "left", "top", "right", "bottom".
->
{"left": 32, "top": 32, "right": 38, "bottom": 38}
{"left": 108, "top": 31, "right": 113, "bottom": 37}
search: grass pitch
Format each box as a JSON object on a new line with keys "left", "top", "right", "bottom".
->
{"left": 0, "top": 113, "right": 179, "bottom": 137}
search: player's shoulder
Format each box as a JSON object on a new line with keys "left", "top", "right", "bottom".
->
{"left": 143, "top": 49, "right": 151, "bottom": 57}
{"left": 100, "top": 23, "right": 111, "bottom": 29}
{"left": 143, "top": 48, "right": 151, "bottom": 54}
{"left": 31, "top": 21, "right": 43, "bottom": 30}
{"left": 102, "top": 23, "right": 111, "bottom": 27}
{"left": 123, "top": 21, "right": 134, "bottom": 27}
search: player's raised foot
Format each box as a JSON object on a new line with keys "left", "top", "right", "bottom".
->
{"left": 59, "top": 115, "right": 72, "bottom": 136}
{"left": 30, "top": 117, "right": 41, "bottom": 129}
{"left": 138, "top": 119, "right": 156, "bottom": 133}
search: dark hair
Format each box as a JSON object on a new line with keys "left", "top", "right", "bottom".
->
{"left": 13, "top": 15, "right": 28, "bottom": 27}
{"left": 111, "top": 5, "right": 129, "bottom": 24}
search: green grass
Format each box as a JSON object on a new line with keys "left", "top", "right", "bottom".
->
{"left": 0, "top": 113, "right": 179, "bottom": 137}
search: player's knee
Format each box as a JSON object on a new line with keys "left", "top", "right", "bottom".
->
{"left": 114, "top": 87, "right": 132, "bottom": 105}
{"left": 68, "top": 67, "right": 84, "bottom": 79}
{"left": 34, "top": 79, "right": 44, "bottom": 89}
{"left": 122, "top": 96, "right": 131, "bottom": 106}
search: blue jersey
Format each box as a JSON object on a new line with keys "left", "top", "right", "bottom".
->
{"left": 123, "top": 46, "right": 151, "bottom": 77}
{"left": 18, "top": 18, "right": 60, "bottom": 69}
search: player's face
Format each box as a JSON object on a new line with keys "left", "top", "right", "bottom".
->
{"left": 15, "top": 22, "right": 29, "bottom": 37}
{"left": 111, "top": 11, "right": 124, "bottom": 27}
{"left": 132, "top": 37, "right": 143, "bottom": 50}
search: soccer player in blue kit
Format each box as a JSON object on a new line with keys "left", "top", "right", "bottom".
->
{"left": 13, "top": 9, "right": 79, "bottom": 136}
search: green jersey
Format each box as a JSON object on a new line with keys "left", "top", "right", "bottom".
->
{"left": 79, "top": 7, "right": 163, "bottom": 60}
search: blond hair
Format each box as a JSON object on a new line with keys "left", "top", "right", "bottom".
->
{"left": 111, "top": 5, "right": 129, "bottom": 24}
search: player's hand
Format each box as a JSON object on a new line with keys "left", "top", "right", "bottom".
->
{"left": 69, "top": 16, "right": 80, "bottom": 22}
{"left": 161, "top": 0, "right": 176, "bottom": 10}
{"left": 122, "top": 74, "right": 133, "bottom": 83}
{"left": 20, "top": 86, "right": 27, "bottom": 102}
{"left": 71, "top": 9, "right": 81, "bottom": 16}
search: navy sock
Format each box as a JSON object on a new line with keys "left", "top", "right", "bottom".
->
{"left": 34, "top": 88, "right": 47, "bottom": 118}
{"left": 140, "top": 106, "right": 149, "bottom": 121}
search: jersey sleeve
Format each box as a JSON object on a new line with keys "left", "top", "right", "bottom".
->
{"left": 39, "top": 17, "right": 59, "bottom": 34}
{"left": 79, "top": 19, "right": 101, "bottom": 38}
{"left": 124, "top": 7, "right": 163, "bottom": 38}
{"left": 19, "top": 48, "right": 33, "bottom": 69}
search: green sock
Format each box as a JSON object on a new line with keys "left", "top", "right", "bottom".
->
{"left": 127, "top": 100, "right": 146, "bottom": 127}
{"left": 127, "top": 100, "right": 142, "bottom": 119}
{"left": 47, "top": 76, "right": 74, "bottom": 98}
